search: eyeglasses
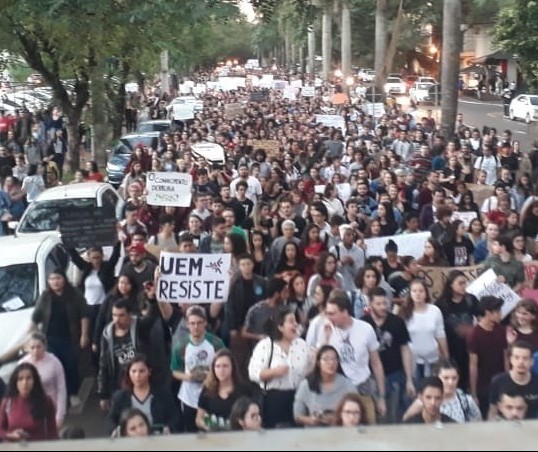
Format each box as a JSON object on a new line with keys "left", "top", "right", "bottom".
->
{"left": 342, "top": 410, "right": 361, "bottom": 416}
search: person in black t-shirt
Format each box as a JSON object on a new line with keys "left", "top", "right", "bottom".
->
{"left": 404, "top": 377, "right": 455, "bottom": 424}
{"left": 488, "top": 341, "right": 538, "bottom": 420}
{"left": 362, "top": 287, "right": 415, "bottom": 423}
{"left": 436, "top": 271, "right": 479, "bottom": 391}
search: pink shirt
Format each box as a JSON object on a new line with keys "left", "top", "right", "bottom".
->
{"left": 20, "top": 352, "right": 67, "bottom": 423}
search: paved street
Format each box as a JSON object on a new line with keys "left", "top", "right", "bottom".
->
{"left": 457, "top": 97, "right": 536, "bottom": 149}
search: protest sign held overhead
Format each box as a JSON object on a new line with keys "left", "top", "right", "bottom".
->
{"left": 158, "top": 252, "right": 232, "bottom": 303}
{"left": 146, "top": 172, "right": 192, "bottom": 207}
{"left": 59, "top": 207, "right": 117, "bottom": 249}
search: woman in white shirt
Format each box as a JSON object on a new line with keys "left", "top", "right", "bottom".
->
{"left": 248, "top": 307, "right": 312, "bottom": 428}
{"left": 399, "top": 279, "right": 449, "bottom": 380}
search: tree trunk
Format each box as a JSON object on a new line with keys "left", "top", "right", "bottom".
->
{"left": 440, "top": 0, "right": 462, "bottom": 140}
{"left": 65, "top": 115, "right": 82, "bottom": 175}
{"left": 341, "top": 0, "right": 351, "bottom": 90}
{"left": 90, "top": 67, "right": 109, "bottom": 167}
{"left": 307, "top": 24, "right": 316, "bottom": 79}
{"left": 374, "top": 0, "right": 388, "bottom": 92}
{"left": 285, "top": 29, "right": 291, "bottom": 67}
{"left": 322, "top": 2, "right": 333, "bottom": 81}
{"left": 383, "top": 0, "right": 405, "bottom": 76}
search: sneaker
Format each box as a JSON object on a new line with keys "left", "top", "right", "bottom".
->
{"left": 70, "top": 395, "right": 81, "bottom": 407}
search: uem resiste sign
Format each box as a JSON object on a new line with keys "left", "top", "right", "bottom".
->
{"left": 157, "top": 252, "right": 232, "bottom": 303}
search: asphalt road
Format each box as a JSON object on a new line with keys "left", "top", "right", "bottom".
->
{"left": 457, "top": 97, "right": 536, "bottom": 149}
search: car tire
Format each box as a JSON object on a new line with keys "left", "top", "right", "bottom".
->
{"left": 509, "top": 110, "right": 515, "bottom": 121}
{"left": 526, "top": 113, "right": 531, "bottom": 124}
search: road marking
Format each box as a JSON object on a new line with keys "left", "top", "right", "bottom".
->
{"left": 459, "top": 100, "right": 502, "bottom": 107}
{"left": 68, "top": 376, "right": 94, "bottom": 415}
{"left": 514, "top": 130, "right": 527, "bottom": 135}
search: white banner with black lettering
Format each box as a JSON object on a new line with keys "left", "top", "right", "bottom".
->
{"left": 158, "top": 252, "right": 232, "bottom": 303}
{"left": 146, "top": 172, "right": 192, "bottom": 207}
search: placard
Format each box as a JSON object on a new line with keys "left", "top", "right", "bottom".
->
{"left": 301, "top": 86, "right": 316, "bottom": 97}
{"left": 249, "top": 139, "right": 281, "bottom": 159}
{"left": 146, "top": 172, "right": 192, "bottom": 207}
{"left": 59, "top": 207, "right": 116, "bottom": 249}
{"left": 465, "top": 183, "right": 493, "bottom": 210}
{"left": 466, "top": 268, "right": 520, "bottom": 318}
{"left": 420, "top": 264, "right": 483, "bottom": 300}
{"left": 315, "top": 114, "right": 346, "bottom": 135}
{"left": 250, "top": 91, "right": 269, "bottom": 102}
{"left": 364, "top": 232, "right": 430, "bottom": 258}
{"left": 158, "top": 252, "right": 232, "bottom": 303}
{"left": 363, "top": 102, "right": 386, "bottom": 118}
{"left": 450, "top": 211, "right": 477, "bottom": 228}
{"left": 224, "top": 102, "right": 245, "bottom": 119}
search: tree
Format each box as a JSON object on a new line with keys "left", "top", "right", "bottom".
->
{"left": 494, "top": 0, "right": 538, "bottom": 92}
{"left": 341, "top": 0, "right": 352, "bottom": 87}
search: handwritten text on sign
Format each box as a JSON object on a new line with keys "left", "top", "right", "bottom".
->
{"left": 146, "top": 172, "right": 192, "bottom": 207}
{"left": 158, "top": 252, "right": 231, "bottom": 303}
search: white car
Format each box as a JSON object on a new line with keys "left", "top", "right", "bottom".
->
{"left": 409, "top": 82, "right": 435, "bottom": 104}
{"left": 14, "top": 183, "right": 122, "bottom": 237}
{"left": 384, "top": 77, "right": 406, "bottom": 95}
{"left": 0, "top": 234, "right": 76, "bottom": 382}
{"left": 417, "top": 76, "right": 437, "bottom": 85}
{"left": 509, "top": 94, "right": 538, "bottom": 124}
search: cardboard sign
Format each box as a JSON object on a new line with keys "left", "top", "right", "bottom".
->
{"left": 466, "top": 184, "right": 493, "bottom": 210}
{"left": 59, "top": 207, "right": 116, "bottom": 249}
{"left": 420, "top": 264, "right": 484, "bottom": 300}
{"left": 158, "top": 252, "right": 232, "bottom": 303}
{"left": 224, "top": 102, "right": 245, "bottom": 119}
{"left": 272, "top": 80, "right": 288, "bottom": 90}
{"left": 301, "top": 86, "right": 316, "bottom": 97}
{"left": 249, "top": 139, "right": 281, "bottom": 159}
{"left": 146, "top": 172, "right": 192, "bottom": 207}
{"left": 364, "top": 232, "right": 430, "bottom": 258}
{"left": 450, "top": 211, "right": 477, "bottom": 228}
{"left": 466, "top": 268, "right": 520, "bottom": 318}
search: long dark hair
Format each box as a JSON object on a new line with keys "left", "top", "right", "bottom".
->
{"left": 399, "top": 279, "right": 430, "bottom": 320}
{"left": 7, "top": 363, "right": 51, "bottom": 421}
{"left": 229, "top": 397, "right": 261, "bottom": 431}
{"left": 119, "top": 408, "right": 151, "bottom": 437}
{"left": 437, "top": 270, "right": 467, "bottom": 303}
{"left": 122, "top": 354, "right": 153, "bottom": 390}
{"left": 307, "top": 345, "right": 345, "bottom": 394}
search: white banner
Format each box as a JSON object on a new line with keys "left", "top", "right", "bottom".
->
{"left": 315, "top": 114, "right": 346, "bottom": 135}
{"left": 171, "top": 103, "right": 195, "bottom": 121}
{"left": 290, "top": 79, "right": 303, "bottom": 88}
{"left": 466, "top": 268, "right": 520, "bottom": 319}
{"left": 364, "top": 231, "right": 430, "bottom": 258}
{"left": 301, "top": 86, "right": 316, "bottom": 97}
{"left": 146, "top": 172, "right": 192, "bottom": 207}
{"left": 283, "top": 86, "right": 297, "bottom": 100}
{"left": 158, "top": 252, "right": 232, "bottom": 303}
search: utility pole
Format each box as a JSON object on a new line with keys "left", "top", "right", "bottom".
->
{"left": 160, "top": 50, "right": 169, "bottom": 97}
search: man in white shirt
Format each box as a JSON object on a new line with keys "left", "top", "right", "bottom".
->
{"left": 474, "top": 145, "right": 501, "bottom": 185}
{"left": 321, "top": 290, "right": 386, "bottom": 418}
{"left": 229, "top": 163, "right": 262, "bottom": 203}
{"left": 330, "top": 225, "right": 365, "bottom": 292}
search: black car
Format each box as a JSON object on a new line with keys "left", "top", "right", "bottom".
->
{"left": 105, "top": 132, "right": 160, "bottom": 187}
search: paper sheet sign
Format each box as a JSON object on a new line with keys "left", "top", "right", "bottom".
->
{"left": 146, "top": 172, "right": 192, "bottom": 207}
{"left": 157, "top": 252, "right": 231, "bottom": 303}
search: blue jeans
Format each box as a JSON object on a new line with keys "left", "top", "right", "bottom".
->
{"left": 385, "top": 370, "right": 410, "bottom": 424}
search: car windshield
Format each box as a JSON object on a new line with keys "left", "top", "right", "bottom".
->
{"left": 417, "top": 84, "right": 431, "bottom": 90}
{"left": 530, "top": 96, "right": 538, "bottom": 106}
{"left": 18, "top": 198, "right": 97, "bottom": 233}
{"left": 114, "top": 135, "right": 157, "bottom": 155}
{"left": 0, "top": 263, "right": 38, "bottom": 312}
{"left": 387, "top": 78, "right": 401, "bottom": 83}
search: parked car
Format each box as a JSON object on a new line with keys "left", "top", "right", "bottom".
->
{"left": 106, "top": 132, "right": 160, "bottom": 186}
{"left": 417, "top": 76, "right": 437, "bottom": 85}
{"left": 509, "top": 94, "right": 538, "bottom": 124}
{"left": 410, "top": 82, "right": 436, "bottom": 104}
{"left": 0, "top": 234, "right": 76, "bottom": 382}
{"left": 14, "top": 182, "right": 122, "bottom": 237}
{"left": 136, "top": 119, "right": 172, "bottom": 134}
{"left": 384, "top": 77, "right": 406, "bottom": 95}
{"left": 405, "top": 75, "right": 419, "bottom": 91}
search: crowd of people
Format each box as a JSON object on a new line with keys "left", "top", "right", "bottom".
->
{"left": 1, "top": 67, "right": 538, "bottom": 442}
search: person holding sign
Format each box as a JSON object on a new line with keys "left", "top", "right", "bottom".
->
{"left": 483, "top": 235, "right": 525, "bottom": 291}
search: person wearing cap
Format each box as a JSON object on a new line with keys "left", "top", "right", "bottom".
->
{"left": 119, "top": 242, "right": 157, "bottom": 293}
{"left": 9, "top": 269, "right": 89, "bottom": 408}
{"left": 171, "top": 305, "right": 225, "bottom": 432}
